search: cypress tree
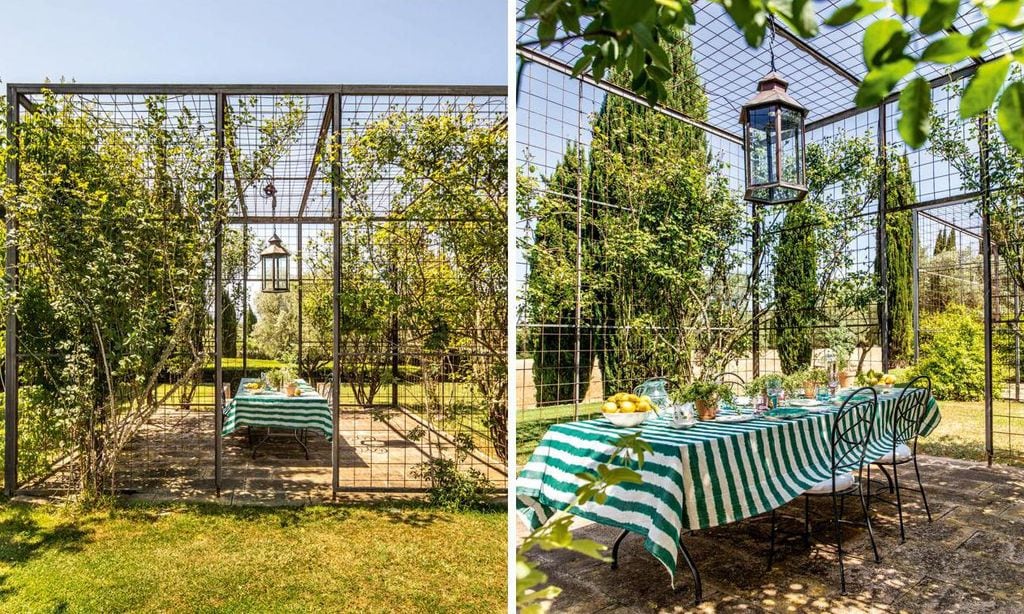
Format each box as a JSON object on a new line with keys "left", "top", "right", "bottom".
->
{"left": 222, "top": 290, "right": 238, "bottom": 358}
{"left": 935, "top": 229, "right": 947, "bottom": 255}
{"left": 885, "top": 154, "right": 915, "bottom": 367}
{"left": 525, "top": 144, "right": 595, "bottom": 404}
{"left": 774, "top": 203, "right": 818, "bottom": 373}
{"left": 946, "top": 231, "right": 956, "bottom": 253}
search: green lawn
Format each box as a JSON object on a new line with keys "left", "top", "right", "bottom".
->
{"left": 0, "top": 499, "right": 505, "bottom": 613}
{"left": 517, "top": 398, "right": 1024, "bottom": 467}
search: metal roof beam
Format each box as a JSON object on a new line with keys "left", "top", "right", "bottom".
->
{"left": 518, "top": 46, "right": 744, "bottom": 145}
{"left": 773, "top": 24, "right": 861, "bottom": 85}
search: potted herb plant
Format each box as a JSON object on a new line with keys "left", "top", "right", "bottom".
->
{"left": 825, "top": 327, "right": 856, "bottom": 388}
{"left": 798, "top": 367, "right": 830, "bottom": 398}
{"left": 674, "top": 380, "right": 734, "bottom": 421}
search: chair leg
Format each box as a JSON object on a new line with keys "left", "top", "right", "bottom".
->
{"left": 913, "top": 455, "right": 933, "bottom": 523}
{"left": 858, "top": 484, "right": 881, "bottom": 563}
{"left": 832, "top": 493, "right": 846, "bottom": 595}
{"left": 877, "top": 463, "right": 895, "bottom": 494}
{"left": 610, "top": 529, "right": 629, "bottom": 570}
{"left": 803, "top": 496, "right": 811, "bottom": 548}
{"left": 768, "top": 509, "right": 778, "bottom": 570}
{"left": 893, "top": 462, "right": 906, "bottom": 544}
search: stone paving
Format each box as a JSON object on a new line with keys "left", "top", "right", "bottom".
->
{"left": 24, "top": 406, "right": 506, "bottom": 503}
{"left": 521, "top": 455, "right": 1024, "bottom": 613}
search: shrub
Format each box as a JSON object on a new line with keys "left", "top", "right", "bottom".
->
{"left": 413, "top": 458, "right": 493, "bottom": 511}
{"left": 913, "top": 305, "right": 986, "bottom": 401}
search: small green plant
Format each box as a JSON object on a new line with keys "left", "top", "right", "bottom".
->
{"left": 672, "top": 380, "right": 734, "bottom": 404}
{"left": 412, "top": 458, "right": 493, "bottom": 512}
{"left": 807, "top": 367, "right": 831, "bottom": 385}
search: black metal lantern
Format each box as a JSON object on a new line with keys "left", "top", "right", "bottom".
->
{"left": 739, "top": 72, "right": 808, "bottom": 205}
{"left": 259, "top": 182, "right": 291, "bottom": 293}
{"left": 260, "top": 232, "right": 291, "bottom": 293}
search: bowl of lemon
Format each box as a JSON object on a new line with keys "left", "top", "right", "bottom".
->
{"left": 601, "top": 392, "right": 654, "bottom": 427}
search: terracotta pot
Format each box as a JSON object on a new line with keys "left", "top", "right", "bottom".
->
{"left": 285, "top": 382, "right": 298, "bottom": 397}
{"left": 837, "top": 371, "right": 850, "bottom": 387}
{"left": 803, "top": 381, "right": 816, "bottom": 399}
{"left": 695, "top": 398, "right": 718, "bottom": 421}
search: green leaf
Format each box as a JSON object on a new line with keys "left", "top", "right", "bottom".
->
{"left": 571, "top": 55, "right": 593, "bottom": 77}
{"left": 779, "top": 0, "right": 820, "bottom": 37}
{"left": 918, "top": 0, "right": 959, "bottom": 35}
{"left": 854, "top": 59, "right": 915, "bottom": 107}
{"left": 609, "top": 0, "right": 656, "bottom": 28}
{"left": 897, "top": 77, "right": 933, "bottom": 148}
{"left": 825, "top": 0, "right": 885, "bottom": 26}
{"left": 960, "top": 55, "right": 1012, "bottom": 118}
{"left": 985, "top": 0, "right": 1024, "bottom": 30}
{"left": 862, "top": 19, "right": 911, "bottom": 69}
{"left": 921, "top": 34, "right": 986, "bottom": 64}
{"left": 997, "top": 81, "right": 1024, "bottom": 153}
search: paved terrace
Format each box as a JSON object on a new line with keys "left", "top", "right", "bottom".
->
{"left": 522, "top": 455, "right": 1024, "bottom": 613}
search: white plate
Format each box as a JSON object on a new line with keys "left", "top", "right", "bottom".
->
{"left": 715, "top": 413, "right": 757, "bottom": 423}
{"left": 669, "top": 419, "right": 698, "bottom": 429}
{"left": 789, "top": 398, "right": 822, "bottom": 407}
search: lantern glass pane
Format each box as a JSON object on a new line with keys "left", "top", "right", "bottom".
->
{"left": 780, "top": 107, "right": 803, "bottom": 184}
{"left": 276, "top": 255, "right": 289, "bottom": 290}
{"left": 746, "top": 106, "right": 776, "bottom": 186}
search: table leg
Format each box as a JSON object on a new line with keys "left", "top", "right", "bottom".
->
{"left": 294, "top": 428, "right": 310, "bottom": 460}
{"left": 678, "top": 537, "right": 703, "bottom": 606}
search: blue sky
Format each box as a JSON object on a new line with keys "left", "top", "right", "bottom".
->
{"left": 0, "top": 0, "right": 507, "bottom": 85}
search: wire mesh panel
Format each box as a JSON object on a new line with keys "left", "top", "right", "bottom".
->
{"left": 3, "top": 85, "right": 506, "bottom": 498}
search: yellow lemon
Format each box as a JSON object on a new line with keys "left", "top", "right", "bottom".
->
{"left": 603, "top": 401, "right": 619, "bottom": 413}
{"left": 619, "top": 400, "right": 636, "bottom": 413}
{"left": 638, "top": 400, "right": 652, "bottom": 412}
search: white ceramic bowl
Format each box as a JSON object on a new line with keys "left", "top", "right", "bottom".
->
{"left": 603, "top": 411, "right": 651, "bottom": 427}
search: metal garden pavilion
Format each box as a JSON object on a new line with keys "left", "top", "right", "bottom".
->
{"left": 4, "top": 83, "right": 508, "bottom": 498}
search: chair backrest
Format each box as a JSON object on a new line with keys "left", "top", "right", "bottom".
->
{"left": 892, "top": 375, "right": 932, "bottom": 453}
{"left": 716, "top": 372, "right": 747, "bottom": 397}
{"left": 222, "top": 383, "right": 232, "bottom": 401}
{"left": 831, "top": 386, "right": 878, "bottom": 477}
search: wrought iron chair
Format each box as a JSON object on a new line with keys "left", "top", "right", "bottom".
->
{"left": 716, "top": 372, "right": 747, "bottom": 398}
{"left": 767, "top": 386, "right": 881, "bottom": 595}
{"left": 866, "top": 375, "right": 933, "bottom": 543}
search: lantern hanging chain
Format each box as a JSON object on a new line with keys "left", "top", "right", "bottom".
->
{"left": 768, "top": 16, "right": 777, "bottom": 73}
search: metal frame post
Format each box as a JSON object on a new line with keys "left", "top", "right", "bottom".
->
{"left": 979, "top": 112, "right": 994, "bottom": 466}
{"left": 877, "top": 104, "right": 890, "bottom": 372}
{"left": 214, "top": 92, "right": 226, "bottom": 495}
{"left": 572, "top": 79, "right": 584, "bottom": 419}
{"left": 751, "top": 205, "right": 761, "bottom": 379}
{"left": 911, "top": 209, "right": 920, "bottom": 362}
{"left": 297, "top": 221, "right": 303, "bottom": 373}
{"left": 5, "top": 85, "right": 20, "bottom": 496}
{"left": 331, "top": 92, "right": 342, "bottom": 498}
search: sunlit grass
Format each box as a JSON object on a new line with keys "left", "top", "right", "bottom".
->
{"left": 0, "top": 499, "right": 505, "bottom": 613}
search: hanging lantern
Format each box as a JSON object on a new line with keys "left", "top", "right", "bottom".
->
{"left": 738, "top": 21, "right": 810, "bottom": 205}
{"left": 259, "top": 182, "right": 291, "bottom": 293}
{"left": 260, "top": 232, "right": 291, "bottom": 293}
{"left": 739, "top": 72, "right": 808, "bottom": 205}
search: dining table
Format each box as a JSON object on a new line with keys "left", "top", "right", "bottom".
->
{"left": 516, "top": 387, "right": 941, "bottom": 597}
{"left": 223, "top": 378, "right": 333, "bottom": 458}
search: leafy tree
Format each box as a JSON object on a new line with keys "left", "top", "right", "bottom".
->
{"left": 585, "top": 35, "right": 741, "bottom": 388}
{"left": 886, "top": 154, "right": 915, "bottom": 367}
{"left": 1, "top": 92, "right": 305, "bottom": 494}
{"left": 330, "top": 108, "right": 508, "bottom": 463}
{"left": 249, "top": 291, "right": 299, "bottom": 361}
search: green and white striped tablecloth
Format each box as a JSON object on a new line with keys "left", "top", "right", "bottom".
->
{"left": 517, "top": 389, "right": 940, "bottom": 585}
{"left": 223, "top": 378, "right": 333, "bottom": 440}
